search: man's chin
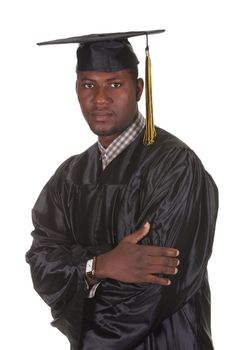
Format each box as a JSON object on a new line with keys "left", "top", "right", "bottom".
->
{"left": 89, "top": 125, "right": 118, "bottom": 137}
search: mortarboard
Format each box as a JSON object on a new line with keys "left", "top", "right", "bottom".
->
{"left": 37, "top": 30, "right": 165, "bottom": 145}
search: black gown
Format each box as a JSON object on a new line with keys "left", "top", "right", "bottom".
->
{"left": 26, "top": 127, "right": 218, "bottom": 350}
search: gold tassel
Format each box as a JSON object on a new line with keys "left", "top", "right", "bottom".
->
{"left": 143, "top": 41, "right": 156, "bottom": 145}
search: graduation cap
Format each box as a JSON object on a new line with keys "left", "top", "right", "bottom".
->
{"left": 37, "top": 30, "right": 165, "bottom": 145}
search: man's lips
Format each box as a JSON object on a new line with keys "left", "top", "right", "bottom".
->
{"left": 91, "top": 111, "right": 114, "bottom": 121}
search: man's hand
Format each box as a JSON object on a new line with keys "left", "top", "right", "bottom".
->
{"left": 95, "top": 223, "right": 180, "bottom": 286}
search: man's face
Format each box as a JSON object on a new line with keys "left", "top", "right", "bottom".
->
{"left": 76, "top": 69, "right": 143, "bottom": 147}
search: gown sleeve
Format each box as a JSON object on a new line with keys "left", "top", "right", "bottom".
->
{"left": 79, "top": 147, "right": 219, "bottom": 350}
{"left": 26, "top": 157, "right": 90, "bottom": 347}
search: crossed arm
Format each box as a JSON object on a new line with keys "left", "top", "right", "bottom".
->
{"left": 94, "top": 222, "right": 179, "bottom": 285}
{"left": 26, "top": 150, "right": 218, "bottom": 349}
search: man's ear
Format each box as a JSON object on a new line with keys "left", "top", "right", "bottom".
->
{"left": 136, "top": 78, "right": 144, "bottom": 101}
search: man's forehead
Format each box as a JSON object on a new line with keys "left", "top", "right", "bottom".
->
{"left": 77, "top": 69, "right": 133, "bottom": 80}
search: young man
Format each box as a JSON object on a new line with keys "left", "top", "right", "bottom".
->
{"left": 26, "top": 31, "right": 218, "bottom": 349}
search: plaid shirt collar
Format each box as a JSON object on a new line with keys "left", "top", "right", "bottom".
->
{"left": 98, "top": 112, "right": 145, "bottom": 170}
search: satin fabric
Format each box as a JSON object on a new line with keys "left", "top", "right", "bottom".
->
{"left": 26, "top": 127, "right": 218, "bottom": 349}
{"left": 77, "top": 40, "right": 139, "bottom": 72}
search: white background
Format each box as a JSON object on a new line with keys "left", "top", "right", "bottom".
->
{"left": 0, "top": 0, "right": 232, "bottom": 349}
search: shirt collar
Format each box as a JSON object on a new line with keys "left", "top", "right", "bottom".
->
{"left": 98, "top": 112, "right": 145, "bottom": 170}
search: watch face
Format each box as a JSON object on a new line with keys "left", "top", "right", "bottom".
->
{"left": 86, "top": 259, "right": 93, "bottom": 274}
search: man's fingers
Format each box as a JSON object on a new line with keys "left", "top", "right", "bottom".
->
{"left": 146, "top": 274, "right": 172, "bottom": 286}
{"left": 147, "top": 256, "right": 180, "bottom": 267}
{"left": 123, "top": 225, "right": 180, "bottom": 258}
{"left": 148, "top": 265, "right": 179, "bottom": 275}
{"left": 146, "top": 246, "right": 180, "bottom": 257}
{"left": 125, "top": 222, "right": 150, "bottom": 244}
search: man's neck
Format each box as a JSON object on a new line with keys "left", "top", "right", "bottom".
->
{"left": 98, "top": 114, "right": 139, "bottom": 149}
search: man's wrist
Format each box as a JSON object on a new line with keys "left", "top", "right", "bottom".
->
{"left": 86, "top": 256, "right": 103, "bottom": 283}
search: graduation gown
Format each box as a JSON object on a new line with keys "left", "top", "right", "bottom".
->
{"left": 26, "top": 127, "right": 218, "bottom": 350}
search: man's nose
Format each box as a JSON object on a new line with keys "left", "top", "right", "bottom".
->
{"left": 94, "top": 87, "right": 112, "bottom": 105}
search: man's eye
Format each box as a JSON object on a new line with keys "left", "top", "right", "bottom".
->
{"left": 84, "top": 83, "right": 94, "bottom": 89}
{"left": 111, "top": 82, "right": 121, "bottom": 88}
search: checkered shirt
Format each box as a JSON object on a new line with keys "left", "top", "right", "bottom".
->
{"left": 98, "top": 112, "right": 145, "bottom": 170}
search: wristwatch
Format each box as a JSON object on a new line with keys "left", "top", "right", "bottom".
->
{"left": 86, "top": 256, "right": 99, "bottom": 279}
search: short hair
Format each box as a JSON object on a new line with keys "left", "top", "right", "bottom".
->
{"left": 76, "top": 66, "right": 139, "bottom": 82}
{"left": 128, "top": 66, "right": 139, "bottom": 83}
